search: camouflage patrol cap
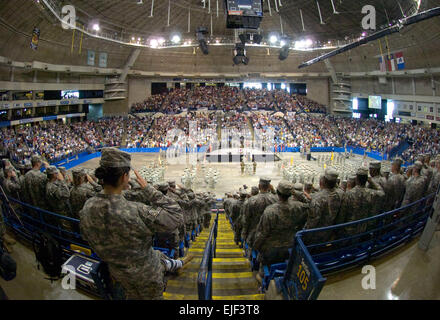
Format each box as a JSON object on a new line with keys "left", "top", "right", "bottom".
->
{"left": 251, "top": 186, "right": 259, "bottom": 195}
{"left": 324, "top": 169, "right": 339, "bottom": 182}
{"left": 414, "top": 161, "right": 423, "bottom": 170}
{"left": 369, "top": 161, "right": 381, "bottom": 169}
{"left": 168, "top": 180, "right": 176, "bottom": 187}
{"left": 277, "top": 180, "right": 294, "bottom": 196}
{"left": 24, "top": 160, "right": 32, "bottom": 170}
{"left": 356, "top": 167, "right": 369, "bottom": 176}
{"left": 416, "top": 155, "right": 425, "bottom": 162}
{"left": 293, "top": 183, "right": 304, "bottom": 191}
{"left": 259, "top": 176, "right": 272, "bottom": 186}
{"left": 46, "top": 166, "right": 59, "bottom": 176}
{"left": 157, "top": 182, "right": 169, "bottom": 192}
{"left": 72, "top": 167, "right": 86, "bottom": 178}
{"left": 31, "top": 155, "right": 42, "bottom": 163}
{"left": 99, "top": 147, "right": 131, "bottom": 168}
{"left": 239, "top": 189, "right": 248, "bottom": 197}
{"left": 381, "top": 167, "right": 390, "bottom": 174}
{"left": 348, "top": 175, "right": 356, "bottom": 183}
{"left": 58, "top": 167, "right": 67, "bottom": 174}
{"left": 304, "top": 182, "right": 313, "bottom": 189}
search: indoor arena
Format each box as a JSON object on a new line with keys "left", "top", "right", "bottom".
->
{"left": 0, "top": 0, "right": 439, "bottom": 305}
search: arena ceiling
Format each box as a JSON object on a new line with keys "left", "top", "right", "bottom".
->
{"left": 0, "top": 0, "right": 440, "bottom": 75}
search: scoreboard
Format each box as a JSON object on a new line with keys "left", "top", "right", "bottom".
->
{"left": 225, "top": 0, "right": 263, "bottom": 29}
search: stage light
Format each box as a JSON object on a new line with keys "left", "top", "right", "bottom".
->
{"left": 92, "top": 23, "right": 100, "bottom": 31}
{"left": 157, "top": 37, "right": 165, "bottom": 45}
{"left": 279, "top": 36, "right": 291, "bottom": 60}
{"left": 196, "top": 26, "right": 209, "bottom": 55}
{"left": 171, "top": 34, "right": 181, "bottom": 44}
{"left": 150, "top": 39, "right": 158, "bottom": 48}
{"left": 233, "top": 43, "right": 249, "bottom": 65}
{"left": 269, "top": 34, "right": 278, "bottom": 44}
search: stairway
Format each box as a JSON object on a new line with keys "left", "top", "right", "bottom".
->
{"left": 163, "top": 221, "right": 214, "bottom": 300}
{"left": 163, "top": 215, "right": 263, "bottom": 300}
{"left": 211, "top": 217, "right": 263, "bottom": 300}
{"left": 246, "top": 114, "right": 255, "bottom": 141}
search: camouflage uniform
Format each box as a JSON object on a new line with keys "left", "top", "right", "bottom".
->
{"left": 338, "top": 168, "right": 384, "bottom": 234}
{"left": 79, "top": 148, "right": 182, "bottom": 300}
{"left": 368, "top": 162, "right": 387, "bottom": 215}
{"left": 241, "top": 177, "right": 277, "bottom": 247}
{"left": 293, "top": 183, "right": 309, "bottom": 204}
{"left": 46, "top": 166, "right": 72, "bottom": 230}
{"left": 2, "top": 171, "right": 21, "bottom": 199}
{"left": 387, "top": 158, "right": 406, "bottom": 209}
{"left": 402, "top": 163, "right": 427, "bottom": 208}
{"left": 70, "top": 169, "right": 101, "bottom": 220}
{"left": 428, "top": 165, "right": 440, "bottom": 195}
{"left": 304, "top": 170, "right": 343, "bottom": 243}
{"left": 230, "top": 192, "right": 247, "bottom": 243}
{"left": 254, "top": 181, "right": 308, "bottom": 266}
{"left": 23, "top": 166, "right": 48, "bottom": 210}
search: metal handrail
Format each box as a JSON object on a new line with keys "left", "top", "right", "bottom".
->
{"left": 197, "top": 210, "right": 219, "bottom": 300}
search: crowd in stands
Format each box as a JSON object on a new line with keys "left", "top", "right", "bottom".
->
{"left": 130, "top": 87, "right": 327, "bottom": 114}
{"left": 0, "top": 86, "right": 439, "bottom": 165}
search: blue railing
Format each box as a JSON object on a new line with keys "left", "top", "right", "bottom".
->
{"left": 274, "top": 192, "right": 435, "bottom": 300}
{"left": 197, "top": 210, "right": 219, "bottom": 300}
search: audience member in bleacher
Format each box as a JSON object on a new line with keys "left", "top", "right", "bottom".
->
{"left": 79, "top": 148, "right": 192, "bottom": 300}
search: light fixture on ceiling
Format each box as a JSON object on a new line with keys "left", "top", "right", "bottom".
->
{"left": 92, "top": 23, "right": 100, "bottom": 31}
{"left": 233, "top": 43, "right": 249, "bottom": 65}
{"left": 269, "top": 34, "right": 278, "bottom": 44}
{"left": 171, "top": 34, "right": 181, "bottom": 44}
{"left": 196, "top": 26, "right": 209, "bottom": 55}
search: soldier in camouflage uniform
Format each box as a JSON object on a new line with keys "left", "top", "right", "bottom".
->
{"left": 347, "top": 175, "right": 356, "bottom": 191}
{"left": 167, "top": 181, "right": 187, "bottom": 243}
{"left": 250, "top": 186, "right": 259, "bottom": 196}
{"left": 387, "top": 158, "right": 406, "bottom": 209}
{"left": 230, "top": 190, "right": 247, "bottom": 244}
{"left": 70, "top": 168, "right": 102, "bottom": 220}
{"left": 367, "top": 161, "right": 387, "bottom": 215}
{"left": 22, "top": 155, "right": 48, "bottom": 210}
{"left": 46, "top": 166, "right": 73, "bottom": 230}
{"left": 420, "top": 154, "right": 433, "bottom": 191}
{"left": 254, "top": 181, "right": 308, "bottom": 267}
{"left": 293, "top": 183, "right": 311, "bottom": 204}
{"left": 153, "top": 182, "right": 181, "bottom": 258}
{"left": 337, "top": 167, "right": 384, "bottom": 234}
{"left": 428, "top": 160, "right": 440, "bottom": 195}
{"left": 223, "top": 193, "right": 236, "bottom": 220}
{"left": 402, "top": 161, "right": 428, "bottom": 209}
{"left": 241, "top": 177, "right": 277, "bottom": 248}
{"left": 80, "top": 148, "right": 189, "bottom": 300}
{"left": 201, "top": 192, "right": 216, "bottom": 229}
{"left": 2, "top": 167, "right": 21, "bottom": 199}
{"left": 304, "top": 169, "right": 343, "bottom": 243}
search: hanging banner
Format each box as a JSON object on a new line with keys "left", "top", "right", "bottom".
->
{"left": 30, "top": 27, "right": 40, "bottom": 50}
{"left": 87, "top": 50, "right": 96, "bottom": 66}
{"left": 99, "top": 52, "right": 108, "bottom": 68}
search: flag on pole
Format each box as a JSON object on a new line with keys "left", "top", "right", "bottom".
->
{"left": 387, "top": 54, "right": 396, "bottom": 71}
{"left": 379, "top": 55, "right": 386, "bottom": 72}
{"left": 395, "top": 52, "right": 405, "bottom": 70}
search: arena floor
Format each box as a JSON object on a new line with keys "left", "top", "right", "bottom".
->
{"left": 74, "top": 152, "right": 371, "bottom": 197}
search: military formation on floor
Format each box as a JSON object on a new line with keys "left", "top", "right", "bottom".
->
{"left": 224, "top": 154, "right": 440, "bottom": 281}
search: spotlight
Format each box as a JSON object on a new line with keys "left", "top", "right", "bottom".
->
{"left": 233, "top": 43, "right": 249, "bottom": 65}
{"left": 92, "top": 23, "right": 100, "bottom": 31}
{"left": 269, "top": 34, "right": 278, "bottom": 44}
{"left": 171, "top": 34, "right": 181, "bottom": 44}
{"left": 279, "top": 36, "right": 291, "bottom": 61}
{"left": 150, "top": 39, "right": 158, "bottom": 48}
{"left": 196, "top": 26, "right": 209, "bottom": 55}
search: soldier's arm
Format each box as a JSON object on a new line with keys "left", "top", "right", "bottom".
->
{"left": 9, "top": 177, "right": 22, "bottom": 194}
{"left": 253, "top": 210, "right": 271, "bottom": 252}
{"left": 137, "top": 201, "right": 182, "bottom": 234}
{"left": 304, "top": 198, "right": 321, "bottom": 230}
{"left": 53, "top": 181, "right": 70, "bottom": 200}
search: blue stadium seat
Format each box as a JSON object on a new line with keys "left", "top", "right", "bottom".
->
{"left": 262, "top": 263, "right": 287, "bottom": 292}
{"left": 179, "top": 241, "right": 185, "bottom": 258}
